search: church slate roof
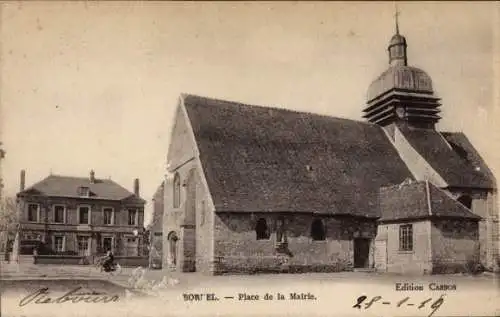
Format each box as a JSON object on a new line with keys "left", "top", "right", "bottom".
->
{"left": 17, "top": 175, "right": 145, "bottom": 203}
{"left": 398, "top": 126, "right": 495, "bottom": 189}
{"left": 182, "top": 94, "right": 414, "bottom": 217}
{"left": 379, "top": 181, "right": 480, "bottom": 222}
{"left": 441, "top": 132, "right": 496, "bottom": 189}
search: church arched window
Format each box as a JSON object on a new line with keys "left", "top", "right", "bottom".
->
{"left": 311, "top": 218, "right": 326, "bottom": 241}
{"left": 255, "top": 218, "right": 270, "bottom": 240}
{"left": 458, "top": 195, "right": 472, "bottom": 210}
{"left": 173, "top": 173, "right": 181, "bottom": 208}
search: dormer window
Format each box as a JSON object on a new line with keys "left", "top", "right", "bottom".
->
{"left": 78, "top": 186, "right": 90, "bottom": 197}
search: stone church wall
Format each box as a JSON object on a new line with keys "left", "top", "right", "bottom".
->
{"left": 486, "top": 191, "right": 499, "bottom": 271}
{"left": 213, "top": 213, "right": 376, "bottom": 274}
{"left": 163, "top": 101, "right": 216, "bottom": 274}
{"left": 445, "top": 188, "right": 499, "bottom": 271}
{"left": 162, "top": 159, "right": 215, "bottom": 274}
{"left": 430, "top": 219, "right": 480, "bottom": 274}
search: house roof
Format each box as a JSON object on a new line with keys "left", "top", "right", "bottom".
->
{"left": 182, "top": 94, "right": 414, "bottom": 217}
{"left": 379, "top": 181, "right": 480, "bottom": 222}
{"left": 18, "top": 175, "right": 145, "bottom": 203}
{"left": 399, "top": 126, "right": 494, "bottom": 189}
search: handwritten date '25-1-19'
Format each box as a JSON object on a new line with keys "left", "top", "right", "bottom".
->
{"left": 353, "top": 294, "right": 445, "bottom": 317}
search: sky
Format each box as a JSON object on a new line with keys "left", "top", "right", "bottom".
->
{"left": 1, "top": 1, "right": 499, "bottom": 225}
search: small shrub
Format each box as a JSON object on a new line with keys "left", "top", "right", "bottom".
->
{"left": 464, "top": 259, "right": 484, "bottom": 275}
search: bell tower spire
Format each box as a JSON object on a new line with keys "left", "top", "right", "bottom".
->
{"left": 388, "top": 4, "right": 407, "bottom": 66}
{"left": 395, "top": 3, "right": 400, "bottom": 35}
{"left": 363, "top": 4, "right": 442, "bottom": 130}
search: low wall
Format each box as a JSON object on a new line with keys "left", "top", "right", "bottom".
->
{"left": 33, "top": 255, "right": 148, "bottom": 267}
{"left": 0, "top": 252, "right": 10, "bottom": 261}
{"left": 213, "top": 255, "right": 351, "bottom": 275}
{"left": 115, "top": 256, "right": 149, "bottom": 267}
{"left": 34, "top": 255, "right": 87, "bottom": 265}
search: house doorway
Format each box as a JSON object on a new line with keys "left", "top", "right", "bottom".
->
{"left": 353, "top": 238, "right": 371, "bottom": 268}
{"left": 125, "top": 237, "right": 138, "bottom": 256}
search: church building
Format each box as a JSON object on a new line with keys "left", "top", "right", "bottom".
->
{"left": 161, "top": 21, "right": 498, "bottom": 275}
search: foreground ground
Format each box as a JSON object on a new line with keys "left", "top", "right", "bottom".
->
{"left": 1, "top": 261, "right": 498, "bottom": 317}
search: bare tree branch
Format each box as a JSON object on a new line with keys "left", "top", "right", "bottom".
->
{"left": 0, "top": 197, "right": 19, "bottom": 232}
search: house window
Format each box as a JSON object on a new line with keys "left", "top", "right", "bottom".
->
{"left": 77, "top": 186, "right": 90, "bottom": 197}
{"left": 53, "top": 236, "right": 64, "bottom": 252}
{"left": 53, "top": 205, "right": 65, "bottom": 223}
{"left": 128, "top": 209, "right": 138, "bottom": 226}
{"left": 399, "top": 224, "right": 413, "bottom": 251}
{"left": 102, "top": 237, "right": 113, "bottom": 253}
{"left": 173, "top": 173, "right": 181, "bottom": 208}
{"left": 311, "top": 218, "right": 326, "bottom": 241}
{"left": 255, "top": 218, "right": 270, "bottom": 240}
{"left": 103, "top": 208, "right": 114, "bottom": 225}
{"left": 27, "top": 204, "right": 40, "bottom": 222}
{"left": 78, "top": 206, "right": 90, "bottom": 224}
{"left": 457, "top": 195, "right": 473, "bottom": 210}
{"left": 77, "top": 236, "right": 90, "bottom": 256}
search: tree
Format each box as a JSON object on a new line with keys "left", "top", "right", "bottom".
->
{"left": 0, "top": 142, "right": 5, "bottom": 201}
{"left": 0, "top": 196, "right": 19, "bottom": 252}
{"left": 0, "top": 141, "right": 5, "bottom": 159}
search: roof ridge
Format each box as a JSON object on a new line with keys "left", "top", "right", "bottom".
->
{"left": 425, "top": 180, "right": 432, "bottom": 216}
{"left": 380, "top": 179, "right": 424, "bottom": 191}
{"left": 182, "top": 93, "right": 377, "bottom": 127}
{"left": 21, "top": 174, "right": 53, "bottom": 193}
{"left": 47, "top": 174, "right": 111, "bottom": 181}
{"left": 427, "top": 182, "right": 480, "bottom": 218}
{"left": 440, "top": 130, "right": 465, "bottom": 135}
{"left": 17, "top": 173, "right": 142, "bottom": 201}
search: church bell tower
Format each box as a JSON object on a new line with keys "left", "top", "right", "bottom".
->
{"left": 363, "top": 9, "right": 441, "bottom": 130}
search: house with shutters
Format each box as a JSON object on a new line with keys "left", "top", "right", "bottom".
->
{"left": 16, "top": 170, "right": 146, "bottom": 260}
{"left": 161, "top": 22, "right": 498, "bottom": 275}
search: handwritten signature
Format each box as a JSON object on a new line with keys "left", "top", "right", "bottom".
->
{"left": 353, "top": 294, "right": 445, "bottom": 317}
{"left": 19, "top": 287, "right": 120, "bottom": 306}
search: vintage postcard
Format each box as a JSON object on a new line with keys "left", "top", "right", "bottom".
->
{"left": 0, "top": 1, "right": 499, "bottom": 317}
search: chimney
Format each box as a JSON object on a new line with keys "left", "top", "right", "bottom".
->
{"left": 90, "top": 170, "right": 95, "bottom": 183}
{"left": 134, "top": 178, "right": 140, "bottom": 196}
{"left": 20, "top": 169, "right": 26, "bottom": 191}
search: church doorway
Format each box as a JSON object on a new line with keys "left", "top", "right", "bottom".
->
{"left": 167, "top": 231, "right": 178, "bottom": 268}
{"left": 353, "top": 238, "right": 371, "bottom": 268}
